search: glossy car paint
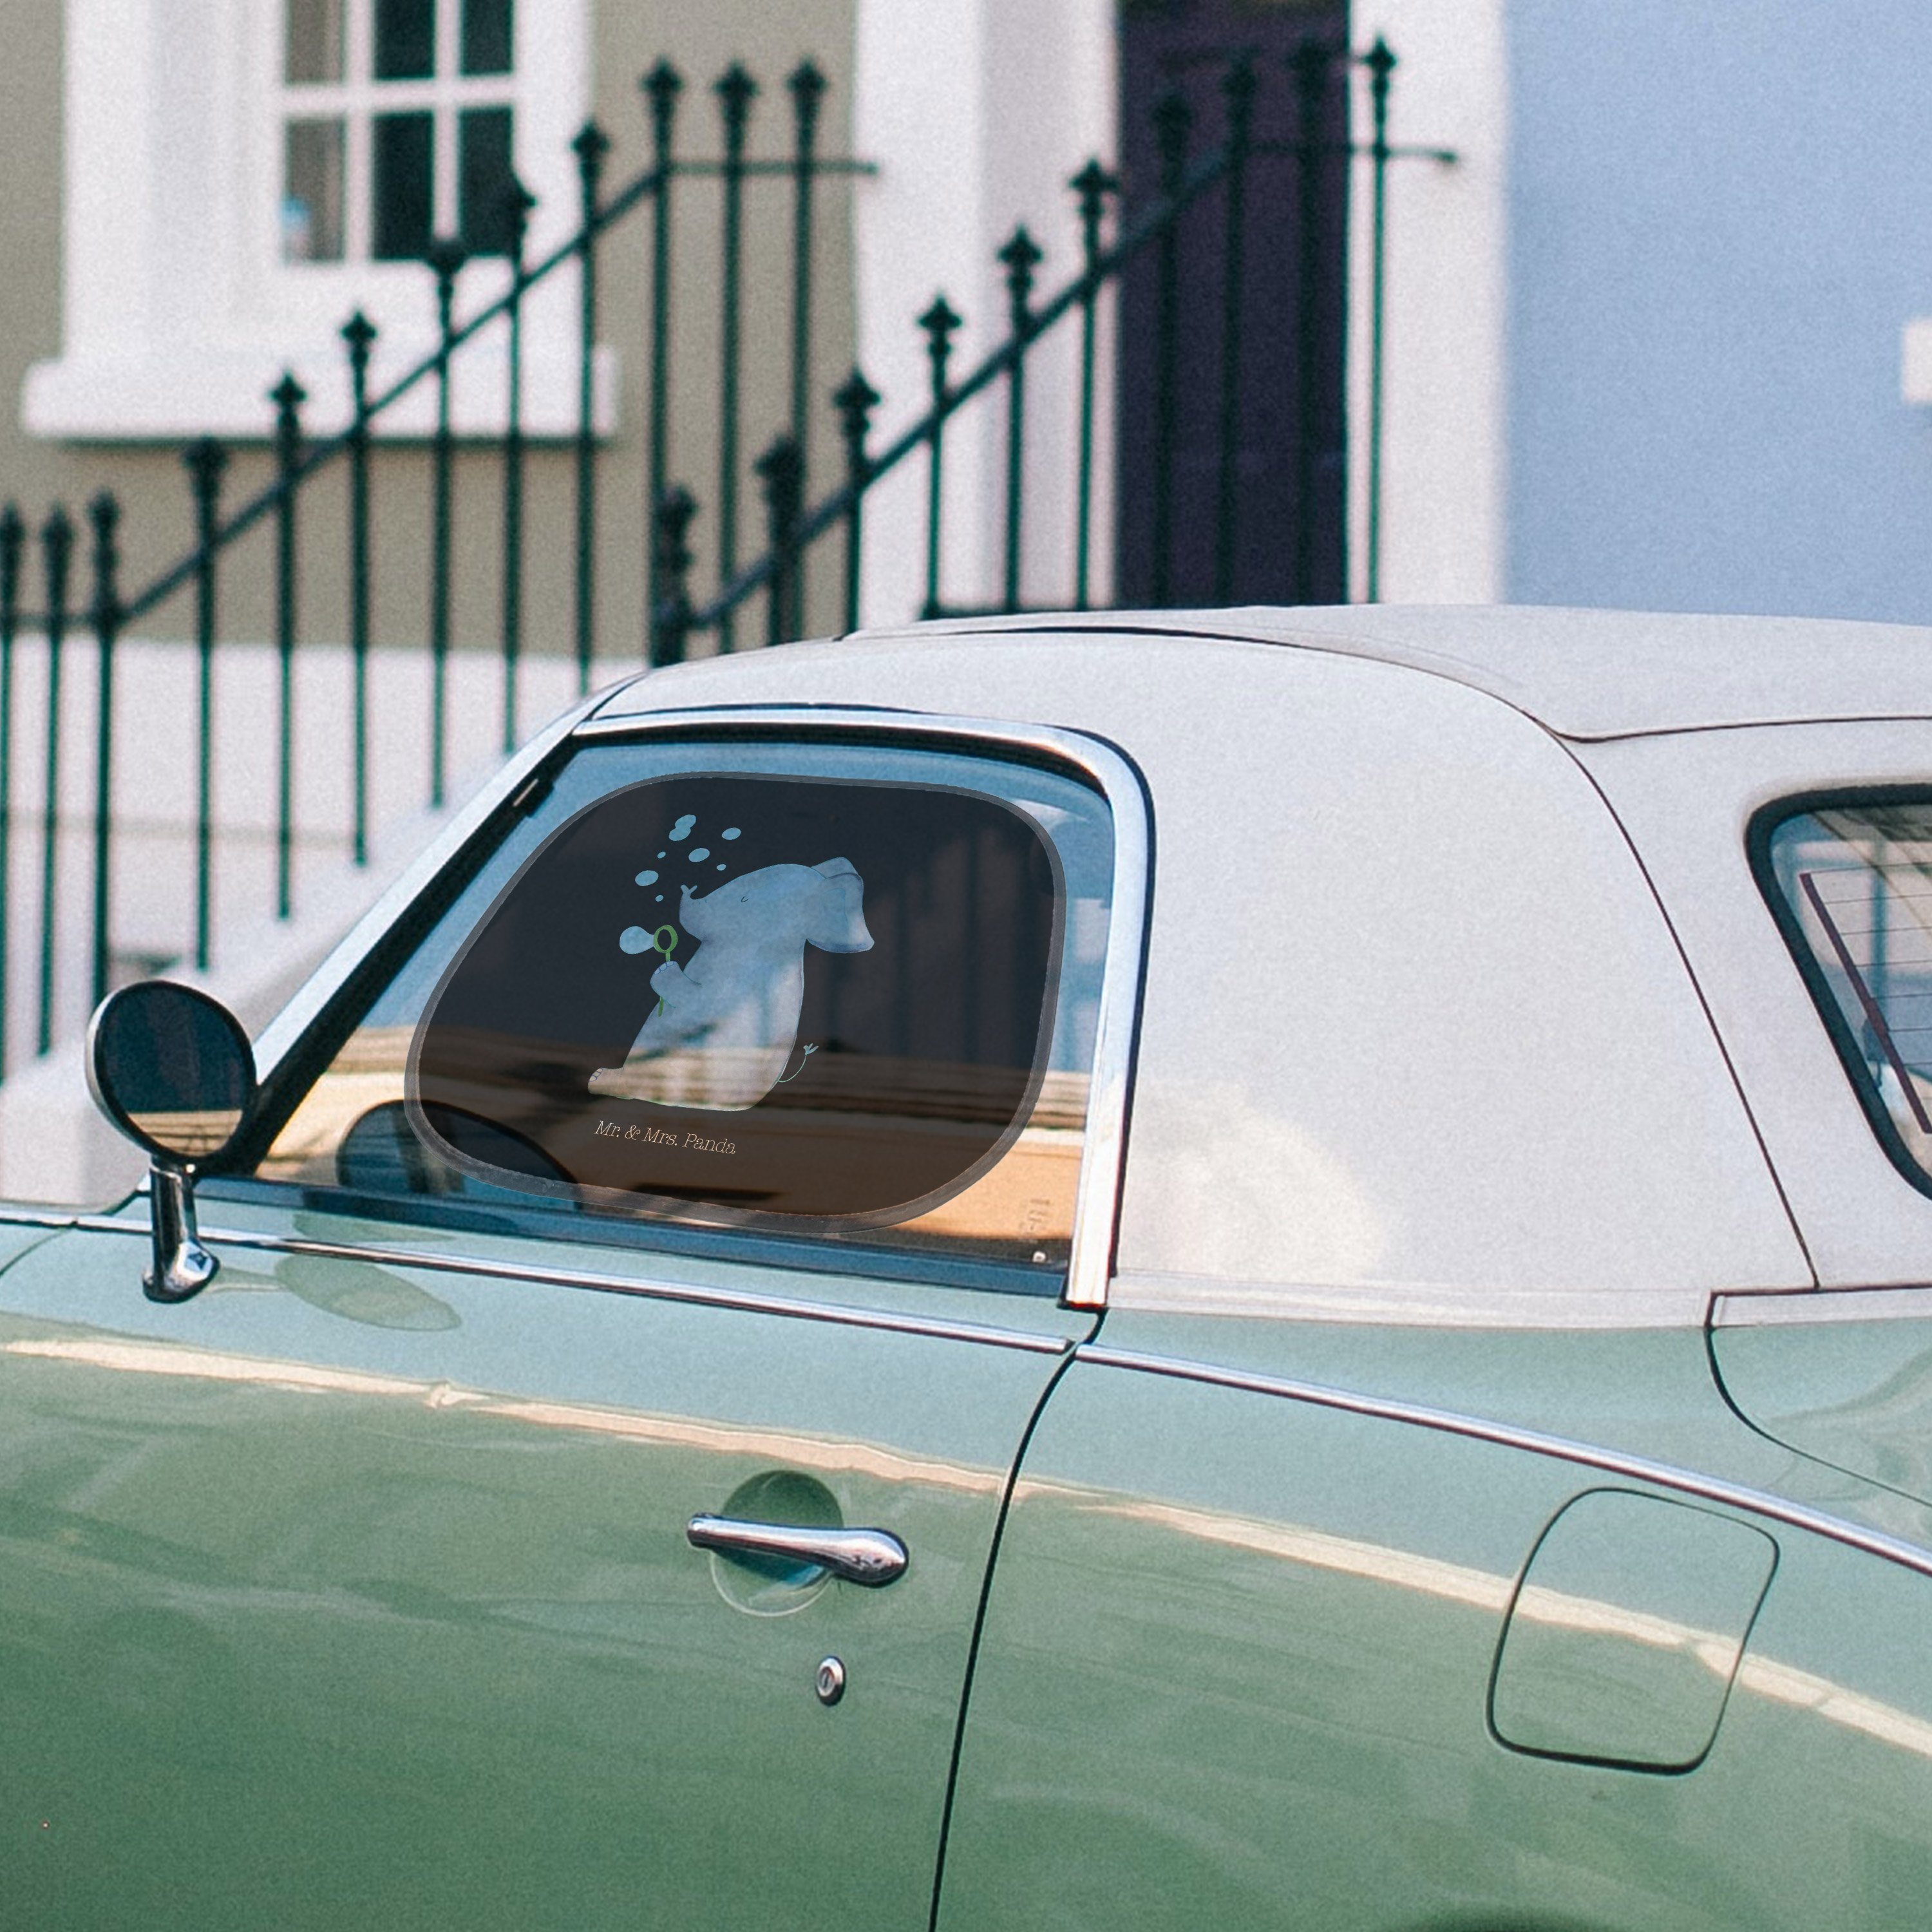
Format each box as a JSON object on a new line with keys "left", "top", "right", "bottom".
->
{"left": 7, "top": 607, "right": 1932, "bottom": 1929}
{"left": 0, "top": 1194, "right": 1088, "bottom": 1929}
{"left": 1712, "top": 1291, "right": 1932, "bottom": 1510}
{"left": 1488, "top": 1489, "right": 1777, "bottom": 1772}
{"left": 936, "top": 1316, "right": 1932, "bottom": 1931}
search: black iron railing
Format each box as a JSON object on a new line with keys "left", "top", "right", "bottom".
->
{"left": 0, "top": 41, "right": 1446, "bottom": 1079}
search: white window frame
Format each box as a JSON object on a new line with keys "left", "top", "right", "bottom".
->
{"left": 25, "top": 0, "right": 606, "bottom": 441}
{"left": 280, "top": 0, "right": 518, "bottom": 267}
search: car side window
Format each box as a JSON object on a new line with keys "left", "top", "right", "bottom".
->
{"left": 243, "top": 734, "right": 1116, "bottom": 1290}
{"left": 1761, "top": 794, "right": 1932, "bottom": 1191}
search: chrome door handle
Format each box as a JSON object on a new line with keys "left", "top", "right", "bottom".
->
{"left": 687, "top": 1514, "right": 909, "bottom": 1587}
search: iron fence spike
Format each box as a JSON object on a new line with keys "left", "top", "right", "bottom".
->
{"left": 426, "top": 234, "right": 469, "bottom": 284}
{"left": 714, "top": 61, "right": 759, "bottom": 124}
{"left": 641, "top": 59, "right": 684, "bottom": 125}
{"left": 572, "top": 117, "right": 612, "bottom": 170}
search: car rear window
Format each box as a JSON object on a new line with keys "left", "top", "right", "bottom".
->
{"left": 1761, "top": 796, "right": 1932, "bottom": 1187}
{"left": 246, "top": 734, "right": 1115, "bottom": 1289}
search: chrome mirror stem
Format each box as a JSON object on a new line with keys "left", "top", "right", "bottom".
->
{"left": 146, "top": 1164, "right": 218, "bottom": 1304}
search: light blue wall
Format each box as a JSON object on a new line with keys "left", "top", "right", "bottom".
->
{"left": 1506, "top": 1, "right": 1932, "bottom": 621}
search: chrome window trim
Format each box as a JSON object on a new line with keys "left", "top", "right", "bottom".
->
{"left": 1077, "top": 1342, "right": 1932, "bottom": 1584}
{"left": 571, "top": 705, "right": 1151, "bottom": 1311}
{"left": 251, "top": 685, "right": 612, "bottom": 1079}
{"left": 251, "top": 700, "right": 1149, "bottom": 1314}
{"left": 64, "top": 1215, "right": 1074, "bottom": 1354}
{"left": 1712, "top": 1285, "right": 1932, "bottom": 1326}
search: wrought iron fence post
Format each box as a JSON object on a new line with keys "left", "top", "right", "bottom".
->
{"left": 998, "top": 225, "right": 1042, "bottom": 615}
{"left": 1214, "top": 54, "right": 1256, "bottom": 605}
{"left": 714, "top": 62, "right": 758, "bottom": 654}
{"left": 833, "top": 367, "right": 880, "bottom": 632}
{"left": 918, "top": 294, "right": 961, "bottom": 620}
{"left": 0, "top": 67, "right": 910, "bottom": 1055}
{"left": 788, "top": 62, "right": 828, "bottom": 477}
{"left": 641, "top": 61, "right": 683, "bottom": 662}
{"left": 0, "top": 506, "right": 17, "bottom": 1075}
{"left": 1361, "top": 35, "right": 1396, "bottom": 604}
{"left": 184, "top": 437, "right": 228, "bottom": 973}
{"left": 650, "top": 486, "right": 697, "bottom": 667}
{"left": 500, "top": 176, "right": 535, "bottom": 753}
{"left": 270, "top": 371, "right": 306, "bottom": 922}
{"left": 1290, "top": 36, "right": 1332, "bottom": 605}
{"left": 572, "top": 118, "right": 610, "bottom": 692}
{"left": 756, "top": 435, "right": 804, "bottom": 648}
{"left": 425, "top": 238, "right": 466, "bottom": 808}
{"left": 1150, "top": 89, "right": 1191, "bottom": 607}
{"left": 87, "top": 491, "right": 119, "bottom": 1011}
{"left": 37, "top": 505, "right": 71, "bottom": 1057}
{"left": 1070, "top": 158, "right": 1115, "bottom": 612}
{"left": 342, "top": 310, "right": 376, "bottom": 866}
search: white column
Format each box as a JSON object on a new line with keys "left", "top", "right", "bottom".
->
{"left": 62, "top": 0, "right": 166, "bottom": 363}
{"left": 853, "top": 0, "right": 1116, "bottom": 629}
{"left": 1347, "top": 0, "right": 1509, "bottom": 603}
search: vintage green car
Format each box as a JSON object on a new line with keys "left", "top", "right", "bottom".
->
{"left": 10, "top": 605, "right": 1932, "bottom": 1929}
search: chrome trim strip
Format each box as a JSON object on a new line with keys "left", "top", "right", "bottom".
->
{"left": 1076, "top": 1342, "right": 1932, "bottom": 1582}
{"left": 687, "top": 1514, "right": 909, "bottom": 1587}
{"left": 1711, "top": 1286, "right": 1932, "bottom": 1327}
{"left": 72, "top": 1212, "right": 151, "bottom": 1234}
{"left": 75, "top": 1218, "right": 1073, "bottom": 1356}
{"left": 0, "top": 1208, "right": 80, "bottom": 1229}
{"left": 571, "top": 705, "right": 1151, "bottom": 1312}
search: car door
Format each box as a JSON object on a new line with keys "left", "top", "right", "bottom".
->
{"left": 0, "top": 712, "right": 1142, "bottom": 1932}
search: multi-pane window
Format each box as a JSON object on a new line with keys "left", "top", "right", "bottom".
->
{"left": 281, "top": 0, "right": 519, "bottom": 266}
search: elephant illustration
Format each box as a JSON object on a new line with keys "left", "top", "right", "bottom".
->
{"left": 589, "top": 857, "right": 873, "bottom": 1110}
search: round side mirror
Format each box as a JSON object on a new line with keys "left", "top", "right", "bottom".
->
{"left": 86, "top": 982, "right": 256, "bottom": 1305}
{"left": 87, "top": 981, "right": 256, "bottom": 1170}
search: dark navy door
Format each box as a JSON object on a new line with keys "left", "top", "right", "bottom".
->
{"left": 1116, "top": 0, "right": 1351, "bottom": 607}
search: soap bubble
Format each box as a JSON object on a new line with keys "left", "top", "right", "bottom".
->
{"left": 688, "top": 846, "right": 710, "bottom": 862}
{"left": 668, "top": 815, "right": 697, "bottom": 842}
{"left": 619, "top": 926, "right": 651, "bottom": 954}
{"left": 635, "top": 869, "right": 658, "bottom": 887}
{"left": 722, "top": 827, "right": 741, "bottom": 840}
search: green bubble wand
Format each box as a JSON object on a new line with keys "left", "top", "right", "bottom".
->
{"left": 645, "top": 924, "right": 678, "bottom": 1014}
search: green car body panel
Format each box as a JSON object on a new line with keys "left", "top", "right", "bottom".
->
{"left": 1712, "top": 1302, "right": 1932, "bottom": 1511}
{"left": 0, "top": 1198, "right": 1090, "bottom": 1931}
{"left": 935, "top": 1312, "right": 1932, "bottom": 1932}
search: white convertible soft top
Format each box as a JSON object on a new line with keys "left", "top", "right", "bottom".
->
{"left": 596, "top": 618, "right": 1835, "bottom": 1325}
{"left": 795, "top": 604, "right": 1932, "bottom": 741}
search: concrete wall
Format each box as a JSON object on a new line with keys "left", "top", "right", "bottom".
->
{"left": 1506, "top": 0, "right": 1932, "bottom": 623}
{"left": 0, "top": 0, "right": 861, "bottom": 656}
